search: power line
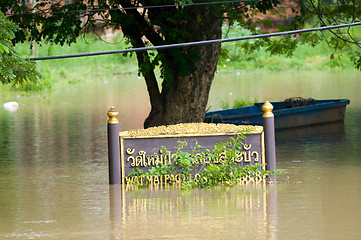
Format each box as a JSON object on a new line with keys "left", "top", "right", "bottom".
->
{"left": 6, "top": 0, "right": 254, "bottom": 16}
{"left": 28, "top": 22, "right": 361, "bottom": 61}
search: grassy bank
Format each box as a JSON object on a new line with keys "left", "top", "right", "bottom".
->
{"left": 3, "top": 31, "right": 358, "bottom": 92}
{"left": 6, "top": 34, "right": 138, "bottom": 91}
{"left": 217, "top": 41, "right": 355, "bottom": 73}
{"left": 217, "top": 24, "right": 357, "bottom": 73}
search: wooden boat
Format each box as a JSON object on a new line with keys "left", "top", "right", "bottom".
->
{"left": 205, "top": 98, "right": 350, "bottom": 129}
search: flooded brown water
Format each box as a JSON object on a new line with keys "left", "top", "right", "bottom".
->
{"left": 1, "top": 70, "right": 361, "bottom": 239}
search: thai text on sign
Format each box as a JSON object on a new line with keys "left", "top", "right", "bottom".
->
{"left": 120, "top": 133, "right": 264, "bottom": 184}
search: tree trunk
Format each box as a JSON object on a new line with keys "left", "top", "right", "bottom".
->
{"left": 144, "top": 9, "right": 223, "bottom": 128}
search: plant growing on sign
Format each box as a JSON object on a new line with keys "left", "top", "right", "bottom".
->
{"left": 126, "top": 133, "right": 282, "bottom": 190}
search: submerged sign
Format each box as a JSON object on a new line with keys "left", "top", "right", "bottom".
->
{"left": 107, "top": 102, "right": 277, "bottom": 185}
{"left": 120, "top": 132, "right": 264, "bottom": 184}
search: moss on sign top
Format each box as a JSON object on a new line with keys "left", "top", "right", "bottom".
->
{"left": 120, "top": 123, "right": 263, "bottom": 137}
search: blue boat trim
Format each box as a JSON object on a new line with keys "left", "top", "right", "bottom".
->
{"left": 205, "top": 99, "right": 350, "bottom": 129}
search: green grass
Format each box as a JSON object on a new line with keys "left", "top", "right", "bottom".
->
{"left": 8, "top": 33, "right": 138, "bottom": 91}
{"left": 217, "top": 23, "right": 358, "bottom": 73}
{"left": 220, "top": 96, "right": 259, "bottom": 109}
{"left": 218, "top": 40, "right": 355, "bottom": 73}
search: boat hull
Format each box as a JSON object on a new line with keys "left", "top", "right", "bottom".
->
{"left": 205, "top": 99, "right": 350, "bottom": 129}
{"left": 273, "top": 104, "right": 347, "bottom": 129}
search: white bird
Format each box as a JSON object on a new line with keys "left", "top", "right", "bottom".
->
{"left": 3, "top": 101, "right": 19, "bottom": 111}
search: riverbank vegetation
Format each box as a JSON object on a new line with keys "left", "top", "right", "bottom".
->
{"left": 220, "top": 96, "right": 260, "bottom": 109}
{"left": 0, "top": 12, "right": 41, "bottom": 90}
{"left": 1, "top": 26, "right": 359, "bottom": 92}
{"left": 218, "top": 24, "right": 359, "bottom": 73}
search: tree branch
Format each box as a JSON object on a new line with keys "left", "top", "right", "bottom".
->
{"left": 118, "top": 0, "right": 164, "bottom": 46}
{"left": 112, "top": 8, "right": 162, "bottom": 108}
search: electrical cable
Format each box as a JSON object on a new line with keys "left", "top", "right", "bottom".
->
{"left": 28, "top": 22, "right": 361, "bottom": 61}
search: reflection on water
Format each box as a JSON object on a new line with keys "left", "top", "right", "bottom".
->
{"left": 1, "top": 70, "right": 361, "bottom": 239}
{"left": 109, "top": 184, "right": 278, "bottom": 240}
{"left": 276, "top": 122, "right": 347, "bottom": 165}
{"left": 277, "top": 121, "right": 346, "bottom": 144}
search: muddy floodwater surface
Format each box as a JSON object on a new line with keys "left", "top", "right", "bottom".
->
{"left": 1, "top": 70, "right": 361, "bottom": 239}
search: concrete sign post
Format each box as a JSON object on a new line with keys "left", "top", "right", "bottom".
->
{"left": 262, "top": 101, "right": 277, "bottom": 181}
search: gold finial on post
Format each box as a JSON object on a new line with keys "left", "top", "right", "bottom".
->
{"left": 262, "top": 101, "right": 274, "bottom": 118}
{"left": 107, "top": 107, "right": 119, "bottom": 124}
{"left": 107, "top": 106, "right": 121, "bottom": 184}
{"left": 262, "top": 101, "right": 276, "bottom": 182}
